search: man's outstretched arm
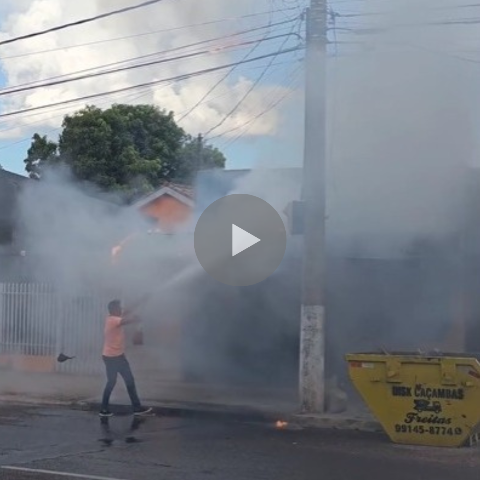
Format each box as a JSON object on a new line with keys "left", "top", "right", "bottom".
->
{"left": 119, "top": 315, "right": 141, "bottom": 327}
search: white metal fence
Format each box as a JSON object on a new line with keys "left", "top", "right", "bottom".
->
{"left": 0, "top": 283, "right": 115, "bottom": 375}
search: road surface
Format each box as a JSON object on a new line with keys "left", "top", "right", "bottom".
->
{"left": 0, "top": 406, "right": 479, "bottom": 480}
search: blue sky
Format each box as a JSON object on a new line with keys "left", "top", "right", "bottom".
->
{"left": 0, "top": 0, "right": 310, "bottom": 176}
{"left": 0, "top": 61, "right": 35, "bottom": 174}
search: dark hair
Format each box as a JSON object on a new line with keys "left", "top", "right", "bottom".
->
{"left": 108, "top": 299, "right": 121, "bottom": 315}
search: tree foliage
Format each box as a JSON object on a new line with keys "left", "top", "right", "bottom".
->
{"left": 24, "top": 104, "right": 226, "bottom": 195}
{"left": 24, "top": 133, "right": 59, "bottom": 179}
{"left": 175, "top": 134, "right": 226, "bottom": 183}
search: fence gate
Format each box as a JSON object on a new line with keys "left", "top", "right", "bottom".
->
{"left": 0, "top": 283, "right": 112, "bottom": 375}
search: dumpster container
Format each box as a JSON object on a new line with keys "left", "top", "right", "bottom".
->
{"left": 346, "top": 352, "right": 480, "bottom": 447}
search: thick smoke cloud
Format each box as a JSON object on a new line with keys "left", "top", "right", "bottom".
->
{"left": 326, "top": 0, "right": 480, "bottom": 255}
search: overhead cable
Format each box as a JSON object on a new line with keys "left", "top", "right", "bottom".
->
{"left": 0, "top": 46, "right": 304, "bottom": 120}
{"left": 0, "top": 0, "right": 166, "bottom": 46}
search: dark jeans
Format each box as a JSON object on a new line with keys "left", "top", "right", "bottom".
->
{"left": 101, "top": 354, "right": 141, "bottom": 411}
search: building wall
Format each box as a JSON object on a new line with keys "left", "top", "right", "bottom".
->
{"left": 0, "top": 175, "right": 26, "bottom": 282}
{"left": 0, "top": 178, "right": 17, "bottom": 245}
{"left": 139, "top": 194, "right": 191, "bottom": 229}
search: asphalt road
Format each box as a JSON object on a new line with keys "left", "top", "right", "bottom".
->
{"left": 0, "top": 406, "right": 479, "bottom": 480}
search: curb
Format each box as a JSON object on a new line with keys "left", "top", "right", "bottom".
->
{"left": 75, "top": 400, "right": 382, "bottom": 433}
{"left": 75, "top": 399, "right": 287, "bottom": 423}
{"left": 0, "top": 395, "right": 77, "bottom": 407}
{"left": 292, "top": 413, "right": 383, "bottom": 433}
{"left": 0, "top": 396, "right": 382, "bottom": 433}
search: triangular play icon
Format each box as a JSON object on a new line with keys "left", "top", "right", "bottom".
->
{"left": 232, "top": 224, "right": 261, "bottom": 256}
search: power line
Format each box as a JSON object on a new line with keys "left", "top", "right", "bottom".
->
{"left": 327, "top": 2, "right": 480, "bottom": 19}
{"left": 0, "top": 33, "right": 298, "bottom": 98}
{"left": 175, "top": 60, "right": 301, "bottom": 117}
{"left": 391, "top": 40, "right": 480, "bottom": 67}
{"left": 331, "top": 16, "right": 480, "bottom": 35}
{"left": 0, "top": 46, "right": 304, "bottom": 120}
{"left": 0, "top": 59, "right": 301, "bottom": 152}
{"left": 204, "top": 21, "right": 301, "bottom": 137}
{"left": 0, "top": 0, "right": 166, "bottom": 47}
{"left": 213, "top": 68, "right": 303, "bottom": 146}
{"left": 1, "top": 17, "right": 299, "bottom": 93}
{"left": 177, "top": 6, "right": 284, "bottom": 123}
{"left": 272, "top": 0, "right": 307, "bottom": 19}
{"left": 0, "top": 83, "right": 172, "bottom": 136}
{"left": 0, "top": 126, "right": 62, "bottom": 152}
{"left": 0, "top": 84, "right": 174, "bottom": 151}
{"left": 0, "top": 59, "right": 301, "bottom": 131}
{"left": 0, "top": 7, "right": 301, "bottom": 62}
{"left": 223, "top": 63, "right": 303, "bottom": 142}
{"left": 177, "top": 41, "right": 264, "bottom": 124}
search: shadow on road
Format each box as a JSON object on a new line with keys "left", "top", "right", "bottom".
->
{"left": 99, "top": 416, "right": 148, "bottom": 446}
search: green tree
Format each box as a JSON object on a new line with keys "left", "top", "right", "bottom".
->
{"left": 24, "top": 104, "right": 226, "bottom": 195}
{"left": 24, "top": 133, "right": 60, "bottom": 179}
{"left": 174, "top": 134, "right": 227, "bottom": 183}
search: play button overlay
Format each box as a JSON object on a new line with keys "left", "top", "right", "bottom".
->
{"left": 194, "top": 194, "right": 287, "bottom": 286}
{"left": 232, "top": 224, "right": 260, "bottom": 256}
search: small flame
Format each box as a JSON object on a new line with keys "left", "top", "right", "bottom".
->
{"left": 275, "top": 420, "right": 288, "bottom": 429}
{"left": 111, "top": 245, "right": 122, "bottom": 265}
{"left": 110, "top": 233, "right": 138, "bottom": 265}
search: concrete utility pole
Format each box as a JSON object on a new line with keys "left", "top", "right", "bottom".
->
{"left": 196, "top": 133, "right": 203, "bottom": 174}
{"left": 299, "top": 0, "right": 328, "bottom": 413}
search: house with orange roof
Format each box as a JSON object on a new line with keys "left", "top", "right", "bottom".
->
{"left": 132, "top": 182, "right": 195, "bottom": 231}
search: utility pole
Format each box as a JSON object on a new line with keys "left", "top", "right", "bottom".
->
{"left": 196, "top": 133, "right": 203, "bottom": 175}
{"left": 299, "top": 0, "right": 328, "bottom": 413}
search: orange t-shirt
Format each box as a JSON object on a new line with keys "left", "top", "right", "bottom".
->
{"left": 102, "top": 315, "right": 125, "bottom": 357}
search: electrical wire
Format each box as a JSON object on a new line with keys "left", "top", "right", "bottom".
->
{"left": 177, "top": 6, "right": 286, "bottom": 123}
{"left": 212, "top": 66, "right": 303, "bottom": 147}
{"left": 5, "top": 3, "right": 474, "bottom": 105}
{"left": 331, "top": 16, "right": 480, "bottom": 36}
{"left": 1, "top": 17, "right": 299, "bottom": 93}
{"left": 0, "top": 126, "right": 62, "bottom": 152}
{"left": 0, "top": 6, "right": 303, "bottom": 62}
{"left": 0, "top": 58, "right": 302, "bottom": 134}
{"left": 390, "top": 41, "right": 480, "bottom": 67}
{"left": 0, "top": 46, "right": 304, "bottom": 120}
{"left": 0, "top": 83, "right": 171, "bottom": 136}
{"left": 0, "top": 84, "right": 173, "bottom": 151}
{"left": 203, "top": 21, "right": 302, "bottom": 137}
{"left": 272, "top": 0, "right": 306, "bottom": 21}
{"left": 0, "top": 58, "right": 302, "bottom": 153}
{"left": 0, "top": 0, "right": 166, "bottom": 47}
{"left": 0, "top": 33, "right": 299, "bottom": 98}
{"left": 0, "top": 58, "right": 301, "bottom": 134}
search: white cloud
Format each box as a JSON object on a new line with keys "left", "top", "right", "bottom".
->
{"left": 0, "top": 0, "right": 301, "bottom": 140}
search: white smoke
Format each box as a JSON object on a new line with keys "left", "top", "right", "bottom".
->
{"left": 324, "top": 0, "right": 480, "bottom": 255}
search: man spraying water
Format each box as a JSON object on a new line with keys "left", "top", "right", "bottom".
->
{"left": 99, "top": 299, "right": 152, "bottom": 417}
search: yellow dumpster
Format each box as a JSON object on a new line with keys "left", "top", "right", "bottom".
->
{"left": 346, "top": 352, "right": 480, "bottom": 447}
